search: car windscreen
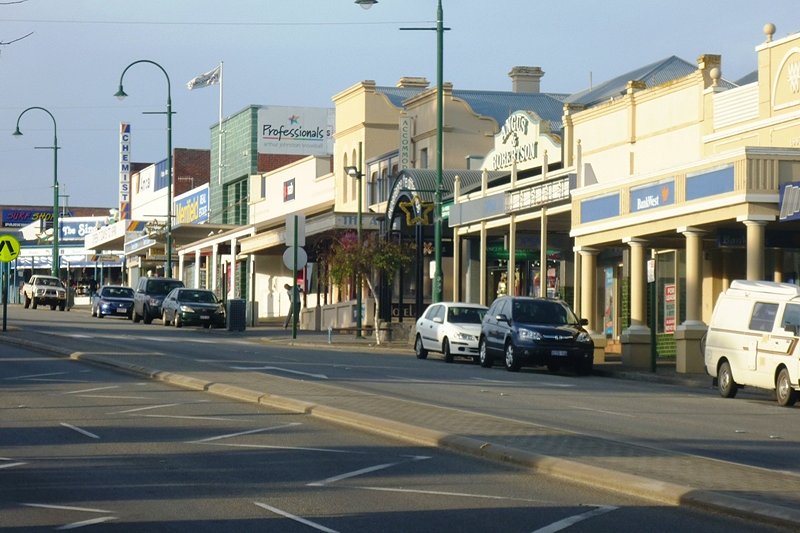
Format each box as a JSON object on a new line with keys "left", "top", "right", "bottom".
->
{"left": 179, "top": 290, "right": 217, "bottom": 304}
{"left": 448, "top": 307, "right": 485, "bottom": 324}
{"left": 513, "top": 300, "right": 576, "bottom": 325}
{"left": 147, "top": 280, "right": 184, "bottom": 295}
{"left": 39, "top": 278, "right": 59, "bottom": 287}
{"left": 104, "top": 287, "right": 134, "bottom": 298}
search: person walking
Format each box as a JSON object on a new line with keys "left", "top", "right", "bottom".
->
{"left": 283, "top": 283, "right": 302, "bottom": 329}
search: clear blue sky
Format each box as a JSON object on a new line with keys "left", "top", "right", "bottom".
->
{"left": 1, "top": 0, "right": 797, "bottom": 209}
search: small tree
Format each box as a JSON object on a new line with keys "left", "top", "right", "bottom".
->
{"left": 326, "top": 231, "right": 410, "bottom": 344}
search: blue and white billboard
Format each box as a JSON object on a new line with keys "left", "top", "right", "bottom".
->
{"left": 174, "top": 184, "right": 209, "bottom": 224}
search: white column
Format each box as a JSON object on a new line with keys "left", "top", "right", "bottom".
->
{"left": 741, "top": 219, "right": 766, "bottom": 281}
{"left": 178, "top": 253, "right": 185, "bottom": 283}
{"left": 194, "top": 249, "right": 201, "bottom": 288}
{"left": 624, "top": 238, "right": 648, "bottom": 328}
{"left": 211, "top": 243, "right": 219, "bottom": 293}
{"left": 680, "top": 228, "right": 705, "bottom": 325}
{"left": 479, "top": 222, "right": 487, "bottom": 305}
{"left": 540, "top": 206, "right": 548, "bottom": 297}
{"left": 229, "top": 237, "right": 237, "bottom": 298}
{"left": 508, "top": 214, "right": 516, "bottom": 296}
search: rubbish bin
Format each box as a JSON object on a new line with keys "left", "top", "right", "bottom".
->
{"left": 227, "top": 298, "right": 246, "bottom": 331}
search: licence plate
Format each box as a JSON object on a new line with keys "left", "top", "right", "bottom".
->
{"left": 200, "top": 315, "right": 210, "bottom": 320}
{"left": 116, "top": 308, "right": 127, "bottom": 314}
{"left": 551, "top": 350, "right": 568, "bottom": 357}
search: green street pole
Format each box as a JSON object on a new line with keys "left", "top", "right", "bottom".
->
{"left": 13, "top": 106, "right": 59, "bottom": 278}
{"left": 292, "top": 214, "right": 298, "bottom": 340}
{"left": 115, "top": 60, "right": 173, "bottom": 278}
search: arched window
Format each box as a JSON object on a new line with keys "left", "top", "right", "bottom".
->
{"left": 342, "top": 152, "right": 348, "bottom": 203}
{"left": 351, "top": 149, "right": 358, "bottom": 202}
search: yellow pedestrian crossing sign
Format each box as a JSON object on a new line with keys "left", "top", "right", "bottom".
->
{"left": 0, "top": 234, "right": 21, "bottom": 263}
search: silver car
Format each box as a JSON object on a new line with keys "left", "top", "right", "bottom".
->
{"left": 414, "top": 302, "right": 488, "bottom": 363}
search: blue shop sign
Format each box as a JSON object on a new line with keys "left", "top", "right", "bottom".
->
{"left": 580, "top": 193, "right": 619, "bottom": 223}
{"left": 630, "top": 180, "right": 674, "bottom": 213}
{"left": 686, "top": 165, "right": 734, "bottom": 201}
{"left": 175, "top": 186, "right": 209, "bottom": 224}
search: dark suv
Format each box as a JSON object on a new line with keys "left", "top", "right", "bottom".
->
{"left": 479, "top": 296, "right": 594, "bottom": 374}
{"left": 132, "top": 277, "right": 185, "bottom": 324}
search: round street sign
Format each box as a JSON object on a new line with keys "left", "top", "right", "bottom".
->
{"left": 283, "top": 246, "right": 308, "bottom": 271}
{"left": 0, "top": 234, "right": 21, "bottom": 263}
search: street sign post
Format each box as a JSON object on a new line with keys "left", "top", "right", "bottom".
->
{"left": 284, "top": 214, "right": 306, "bottom": 339}
{"left": 0, "top": 234, "right": 21, "bottom": 332}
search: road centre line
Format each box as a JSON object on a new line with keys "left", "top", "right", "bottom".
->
{"left": 109, "top": 403, "right": 182, "bottom": 414}
{"left": 57, "top": 516, "right": 118, "bottom": 530}
{"left": 230, "top": 365, "right": 328, "bottom": 379}
{"left": 191, "top": 423, "right": 302, "bottom": 443}
{"left": 0, "top": 461, "right": 27, "bottom": 469}
{"left": 531, "top": 505, "right": 618, "bottom": 533}
{"left": 570, "top": 406, "right": 634, "bottom": 417}
{"left": 470, "top": 377, "right": 575, "bottom": 387}
{"left": 193, "top": 442, "right": 357, "bottom": 454}
{"left": 60, "top": 423, "right": 100, "bottom": 439}
{"left": 253, "top": 502, "right": 338, "bottom": 533}
{"left": 355, "top": 485, "right": 553, "bottom": 503}
{"left": 78, "top": 394, "right": 151, "bottom": 400}
{"left": 4, "top": 371, "right": 68, "bottom": 380}
{"left": 23, "top": 503, "right": 113, "bottom": 513}
{"left": 307, "top": 462, "right": 401, "bottom": 487}
{"left": 65, "top": 386, "right": 118, "bottom": 395}
{"left": 141, "top": 414, "right": 237, "bottom": 421}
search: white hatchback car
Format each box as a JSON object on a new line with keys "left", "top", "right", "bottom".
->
{"left": 414, "top": 302, "right": 488, "bottom": 363}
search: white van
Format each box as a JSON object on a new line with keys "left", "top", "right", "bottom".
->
{"left": 704, "top": 280, "right": 800, "bottom": 406}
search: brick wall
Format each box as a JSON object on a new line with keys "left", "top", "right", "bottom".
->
{"left": 174, "top": 148, "right": 210, "bottom": 196}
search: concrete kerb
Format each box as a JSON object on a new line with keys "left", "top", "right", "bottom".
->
{"left": 4, "top": 334, "right": 800, "bottom": 529}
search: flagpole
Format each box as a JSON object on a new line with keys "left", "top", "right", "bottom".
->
{"left": 218, "top": 60, "right": 224, "bottom": 185}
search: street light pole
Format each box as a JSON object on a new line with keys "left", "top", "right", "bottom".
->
{"left": 433, "top": 0, "right": 444, "bottom": 304}
{"left": 115, "top": 60, "right": 174, "bottom": 278}
{"left": 13, "top": 107, "right": 59, "bottom": 278}
{"left": 345, "top": 142, "right": 364, "bottom": 339}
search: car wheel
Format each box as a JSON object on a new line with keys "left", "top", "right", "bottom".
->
{"left": 97, "top": 310, "right": 104, "bottom": 318}
{"left": 162, "top": 311, "right": 170, "bottom": 326}
{"left": 547, "top": 363, "right": 560, "bottom": 373}
{"left": 442, "top": 338, "right": 454, "bottom": 363}
{"left": 776, "top": 367, "right": 797, "bottom": 407}
{"left": 717, "top": 360, "right": 738, "bottom": 399}
{"left": 32, "top": 299, "right": 38, "bottom": 309}
{"left": 504, "top": 342, "right": 521, "bottom": 372}
{"left": 50, "top": 304, "right": 56, "bottom": 310}
{"left": 174, "top": 314, "right": 182, "bottom": 328}
{"left": 91, "top": 305, "right": 96, "bottom": 317}
{"left": 127, "top": 311, "right": 133, "bottom": 321}
{"left": 24, "top": 295, "right": 30, "bottom": 309}
{"left": 415, "top": 335, "right": 428, "bottom": 359}
{"left": 479, "top": 338, "right": 493, "bottom": 368}
{"left": 203, "top": 323, "right": 211, "bottom": 329}
{"left": 143, "top": 306, "right": 153, "bottom": 325}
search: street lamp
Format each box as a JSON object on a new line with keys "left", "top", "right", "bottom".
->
{"left": 378, "top": 0, "right": 445, "bottom": 303}
{"left": 13, "top": 107, "right": 60, "bottom": 278}
{"left": 115, "top": 59, "right": 174, "bottom": 278}
{"left": 344, "top": 141, "right": 364, "bottom": 338}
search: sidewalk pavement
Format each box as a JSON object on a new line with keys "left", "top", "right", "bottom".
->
{"left": 3, "top": 321, "right": 799, "bottom": 529}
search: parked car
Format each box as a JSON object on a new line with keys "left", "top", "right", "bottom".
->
{"left": 415, "top": 302, "right": 488, "bottom": 363}
{"left": 704, "top": 280, "right": 800, "bottom": 406}
{"left": 479, "top": 296, "right": 594, "bottom": 375}
{"left": 21, "top": 275, "right": 67, "bottom": 311}
{"left": 91, "top": 285, "right": 135, "bottom": 319}
{"left": 132, "top": 277, "right": 185, "bottom": 324}
{"left": 161, "top": 288, "right": 226, "bottom": 328}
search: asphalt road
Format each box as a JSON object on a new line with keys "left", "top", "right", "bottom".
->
{"left": 0, "top": 305, "right": 795, "bottom": 531}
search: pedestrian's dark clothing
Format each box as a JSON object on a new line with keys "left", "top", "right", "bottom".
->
{"left": 284, "top": 284, "right": 302, "bottom": 328}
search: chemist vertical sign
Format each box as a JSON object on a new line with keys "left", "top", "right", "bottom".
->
{"left": 119, "top": 123, "right": 131, "bottom": 220}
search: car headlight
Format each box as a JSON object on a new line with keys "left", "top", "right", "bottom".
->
{"left": 577, "top": 332, "right": 592, "bottom": 343}
{"left": 179, "top": 305, "right": 195, "bottom": 313}
{"left": 518, "top": 328, "right": 541, "bottom": 341}
{"left": 454, "top": 332, "right": 475, "bottom": 341}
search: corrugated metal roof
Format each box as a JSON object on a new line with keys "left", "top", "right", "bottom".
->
{"left": 735, "top": 71, "right": 758, "bottom": 86}
{"left": 374, "top": 86, "right": 428, "bottom": 108}
{"left": 564, "top": 56, "right": 697, "bottom": 107}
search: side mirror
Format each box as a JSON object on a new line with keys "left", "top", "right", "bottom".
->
{"left": 496, "top": 314, "right": 510, "bottom": 323}
{"left": 433, "top": 317, "right": 443, "bottom": 324}
{"left": 579, "top": 318, "right": 589, "bottom": 326}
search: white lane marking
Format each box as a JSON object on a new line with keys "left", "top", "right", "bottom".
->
{"left": 22, "top": 503, "right": 112, "bottom": 513}
{"left": 253, "top": 502, "right": 339, "bottom": 533}
{"left": 190, "top": 423, "right": 302, "bottom": 443}
{"left": 230, "top": 365, "right": 328, "bottom": 379}
{"left": 28, "top": 378, "right": 90, "bottom": 383}
{"left": 4, "top": 371, "right": 68, "bottom": 380}
{"left": 78, "top": 395, "right": 151, "bottom": 400}
{"left": 0, "top": 461, "right": 26, "bottom": 469}
{"left": 141, "top": 414, "right": 236, "bottom": 422}
{"left": 471, "top": 377, "right": 575, "bottom": 388}
{"left": 192, "top": 442, "right": 357, "bottom": 454}
{"left": 570, "top": 406, "right": 634, "bottom": 418}
{"left": 109, "top": 403, "right": 181, "bottom": 414}
{"left": 64, "top": 386, "right": 119, "bottom": 395}
{"left": 307, "top": 462, "right": 399, "bottom": 487}
{"left": 57, "top": 516, "right": 118, "bottom": 530}
{"left": 355, "top": 486, "right": 550, "bottom": 503}
{"left": 531, "top": 505, "right": 618, "bottom": 533}
{"left": 60, "top": 423, "right": 100, "bottom": 439}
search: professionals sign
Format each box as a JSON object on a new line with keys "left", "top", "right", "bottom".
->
{"left": 257, "top": 106, "right": 334, "bottom": 156}
{"left": 174, "top": 185, "right": 209, "bottom": 224}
